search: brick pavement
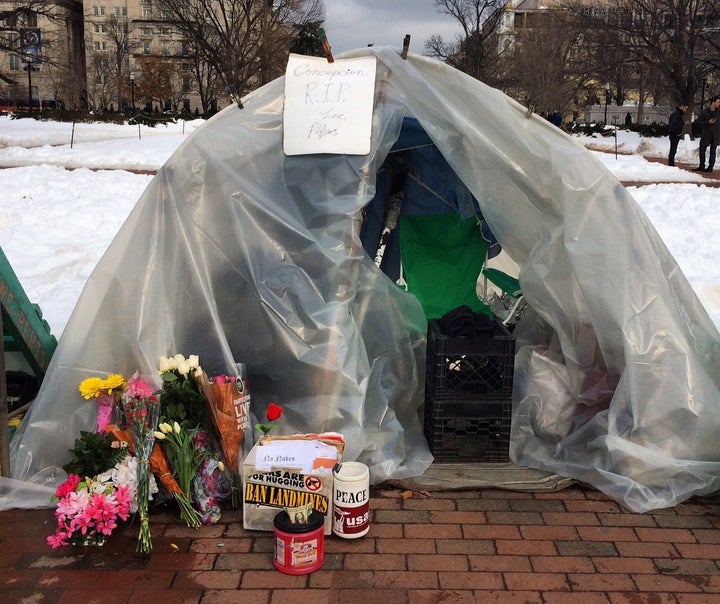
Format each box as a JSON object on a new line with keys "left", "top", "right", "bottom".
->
{"left": 2, "top": 484, "right": 720, "bottom": 603}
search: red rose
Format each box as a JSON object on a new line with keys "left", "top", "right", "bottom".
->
{"left": 55, "top": 473, "right": 81, "bottom": 498}
{"left": 266, "top": 403, "right": 283, "bottom": 422}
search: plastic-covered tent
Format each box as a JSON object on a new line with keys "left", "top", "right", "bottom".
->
{"left": 4, "top": 46, "right": 720, "bottom": 513}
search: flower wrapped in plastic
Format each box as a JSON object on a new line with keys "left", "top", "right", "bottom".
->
{"left": 78, "top": 373, "right": 126, "bottom": 433}
{"left": 106, "top": 424, "right": 201, "bottom": 528}
{"left": 154, "top": 421, "right": 209, "bottom": 526}
{"left": 195, "top": 370, "right": 252, "bottom": 507}
{"left": 121, "top": 375, "right": 161, "bottom": 553}
{"left": 158, "top": 354, "right": 211, "bottom": 430}
{"left": 191, "top": 429, "right": 231, "bottom": 524}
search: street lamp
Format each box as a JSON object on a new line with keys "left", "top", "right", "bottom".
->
{"left": 604, "top": 83, "right": 611, "bottom": 124}
{"left": 130, "top": 72, "right": 135, "bottom": 110}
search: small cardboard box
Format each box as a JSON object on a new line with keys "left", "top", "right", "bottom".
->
{"left": 242, "top": 434, "right": 344, "bottom": 535}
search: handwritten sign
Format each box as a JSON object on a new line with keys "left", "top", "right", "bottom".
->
{"left": 255, "top": 440, "right": 339, "bottom": 473}
{"left": 283, "top": 54, "right": 377, "bottom": 156}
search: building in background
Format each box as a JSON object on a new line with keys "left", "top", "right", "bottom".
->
{"left": 0, "top": 2, "right": 85, "bottom": 109}
{"left": 1, "top": 0, "right": 220, "bottom": 114}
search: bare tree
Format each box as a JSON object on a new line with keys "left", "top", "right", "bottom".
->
{"left": 152, "top": 0, "right": 324, "bottom": 96}
{"left": 184, "top": 37, "right": 222, "bottom": 114}
{"left": 424, "top": 0, "right": 506, "bottom": 83}
{"left": 85, "top": 51, "right": 114, "bottom": 111}
{"left": 561, "top": 0, "right": 719, "bottom": 112}
{"left": 103, "top": 15, "right": 136, "bottom": 110}
{"left": 508, "top": 11, "right": 593, "bottom": 118}
{"left": 84, "top": 14, "right": 137, "bottom": 110}
{"left": 134, "top": 56, "right": 177, "bottom": 111}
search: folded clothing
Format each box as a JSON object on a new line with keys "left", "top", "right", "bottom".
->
{"left": 439, "top": 305, "right": 494, "bottom": 338}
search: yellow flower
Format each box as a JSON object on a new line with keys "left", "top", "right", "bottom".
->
{"left": 78, "top": 374, "right": 126, "bottom": 399}
{"left": 79, "top": 377, "right": 104, "bottom": 399}
{"left": 153, "top": 431, "right": 166, "bottom": 440}
{"left": 102, "top": 374, "right": 126, "bottom": 394}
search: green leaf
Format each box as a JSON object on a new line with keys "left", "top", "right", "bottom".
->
{"left": 63, "top": 430, "right": 125, "bottom": 477}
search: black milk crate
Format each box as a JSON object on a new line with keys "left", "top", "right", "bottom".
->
{"left": 424, "top": 395, "right": 511, "bottom": 463}
{"left": 426, "top": 318, "right": 515, "bottom": 401}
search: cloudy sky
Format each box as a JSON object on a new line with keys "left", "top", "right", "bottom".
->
{"left": 323, "top": 0, "right": 462, "bottom": 55}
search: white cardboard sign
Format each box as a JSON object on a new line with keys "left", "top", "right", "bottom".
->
{"left": 254, "top": 440, "right": 339, "bottom": 473}
{"left": 283, "top": 54, "right": 377, "bottom": 156}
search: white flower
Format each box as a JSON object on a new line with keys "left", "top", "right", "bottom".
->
{"left": 85, "top": 475, "right": 110, "bottom": 495}
{"left": 173, "top": 421, "right": 181, "bottom": 434}
{"left": 153, "top": 431, "right": 166, "bottom": 440}
{"left": 187, "top": 355, "right": 200, "bottom": 369}
{"left": 177, "top": 359, "right": 190, "bottom": 376}
{"left": 173, "top": 353, "right": 186, "bottom": 364}
{"left": 107, "top": 454, "right": 158, "bottom": 513}
{"left": 95, "top": 469, "right": 111, "bottom": 484}
{"left": 158, "top": 356, "right": 172, "bottom": 372}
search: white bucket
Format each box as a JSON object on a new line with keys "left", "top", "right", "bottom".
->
{"left": 332, "top": 462, "right": 370, "bottom": 539}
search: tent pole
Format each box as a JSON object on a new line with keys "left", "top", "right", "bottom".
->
{"left": 373, "top": 156, "right": 408, "bottom": 270}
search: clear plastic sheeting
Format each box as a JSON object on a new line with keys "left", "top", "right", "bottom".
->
{"left": 4, "top": 47, "right": 720, "bottom": 513}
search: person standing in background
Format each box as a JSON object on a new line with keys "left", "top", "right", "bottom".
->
{"left": 694, "top": 95, "right": 720, "bottom": 172}
{"left": 667, "top": 102, "right": 689, "bottom": 167}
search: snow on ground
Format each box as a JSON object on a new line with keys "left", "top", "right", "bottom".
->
{"left": 1, "top": 116, "right": 720, "bottom": 337}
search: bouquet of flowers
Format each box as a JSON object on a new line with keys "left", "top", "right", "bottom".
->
{"left": 157, "top": 353, "right": 235, "bottom": 521}
{"left": 121, "top": 375, "right": 161, "bottom": 553}
{"left": 158, "top": 354, "right": 211, "bottom": 430}
{"left": 195, "top": 370, "right": 252, "bottom": 507}
{"left": 78, "top": 373, "right": 126, "bottom": 433}
{"left": 106, "top": 423, "right": 202, "bottom": 529}
{"left": 191, "top": 430, "right": 232, "bottom": 524}
{"left": 154, "top": 421, "right": 208, "bottom": 527}
{"left": 46, "top": 452, "right": 157, "bottom": 549}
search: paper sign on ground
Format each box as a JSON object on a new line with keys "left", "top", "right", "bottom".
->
{"left": 283, "top": 54, "right": 377, "bottom": 156}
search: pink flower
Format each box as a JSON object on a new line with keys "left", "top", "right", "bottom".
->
{"left": 46, "top": 532, "right": 69, "bottom": 549}
{"left": 71, "top": 510, "right": 94, "bottom": 535}
{"left": 96, "top": 516, "right": 118, "bottom": 535}
{"left": 125, "top": 378, "right": 156, "bottom": 400}
{"left": 56, "top": 492, "right": 82, "bottom": 521}
{"left": 114, "top": 485, "right": 133, "bottom": 521}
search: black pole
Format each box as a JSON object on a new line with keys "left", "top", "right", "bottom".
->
{"left": 0, "top": 316, "right": 10, "bottom": 478}
{"left": 701, "top": 79, "right": 707, "bottom": 108}
{"left": 27, "top": 65, "right": 32, "bottom": 109}
{"left": 604, "top": 94, "right": 608, "bottom": 124}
